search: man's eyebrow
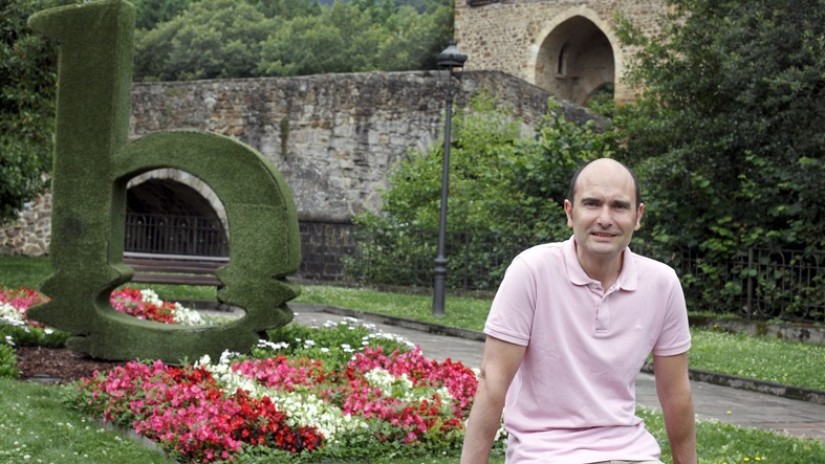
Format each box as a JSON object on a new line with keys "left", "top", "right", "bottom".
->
{"left": 611, "top": 199, "right": 633, "bottom": 208}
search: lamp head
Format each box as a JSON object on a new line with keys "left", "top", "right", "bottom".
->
{"left": 436, "top": 41, "right": 468, "bottom": 73}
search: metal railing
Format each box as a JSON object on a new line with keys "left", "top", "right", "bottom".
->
{"left": 699, "top": 246, "right": 825, "bottom": 322}
{"left": 345, "top": 227, "right": 825, "bottom": 323}
{"left": 124, "top": 212, "right": 228, "bottom": 257}
{"left": 120, "top": 214, "right": 825, "bottom": 323}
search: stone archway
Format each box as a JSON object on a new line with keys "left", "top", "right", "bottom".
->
{"left": 125, "top": 174, "right": 228, "bottom": 257}
{"left": 534, "top": 15, "right": 615, "bottom": 106}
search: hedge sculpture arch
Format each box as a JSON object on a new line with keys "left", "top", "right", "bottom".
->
{"left": 28, "top": 0, "right": 301, "bottom": 362}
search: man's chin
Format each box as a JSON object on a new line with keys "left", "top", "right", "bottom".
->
{"left": 584, "top": 240, "right": 628, "bottom": 255}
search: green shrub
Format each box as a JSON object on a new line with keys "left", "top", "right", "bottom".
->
{"left": 0, "top": 324, "right": 70, "bottom": 348}
{"left": 346, "top": 95, "right": 616, "bottom": 289}
{"left": 263, "top": 318, "right": 414, "bottom": 371}
{"left": 0, "top": 343, "right": 19, "bottom": 379}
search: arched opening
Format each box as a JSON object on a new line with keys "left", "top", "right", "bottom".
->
{"left": 125, "top": 178, "right": 228, "bottom": 257}
{"left": 535, "top": 16, "right": 615, "bottom": 105}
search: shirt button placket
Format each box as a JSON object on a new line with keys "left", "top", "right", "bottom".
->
{"left": 591, "top": 284, "right": 609, "bottom": 333}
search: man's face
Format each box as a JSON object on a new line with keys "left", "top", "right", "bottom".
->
{"left": 563, "top": 160, "right": 644, "bottom": 263}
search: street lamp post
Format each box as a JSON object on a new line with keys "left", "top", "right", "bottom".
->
{"left": 432, "top": 41, "right": 467, "bottom": 317}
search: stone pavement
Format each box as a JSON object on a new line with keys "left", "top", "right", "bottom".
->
{"left": 291, "top": 304, "right": 825, "bottom": 443}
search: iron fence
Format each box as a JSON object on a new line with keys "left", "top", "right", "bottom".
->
{"left": 346, "top": 227, "right": 825, "bottom": 323}
{"left": 121, "top": 214, "right": 825, "bottom": 323}
{"left": 695, "top": 246, "right": 825, "bottom": 322}
{"left": 124, "top": 213, "right": 228, "bottom": 257}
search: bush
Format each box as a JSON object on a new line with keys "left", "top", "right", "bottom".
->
{"left": 0, "top": 324, "right": 69, "bottom": 349}
{"left": 0, "top": 343, "right": 18, "bottom": 379}
{"left": 346, "top": 95, "right": 616, "bottom": 289}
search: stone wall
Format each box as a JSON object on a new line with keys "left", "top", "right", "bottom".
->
{"left": 2, "top": 70, "right": 588, "bottom": 258}
{"left": 128, "top": 70, "right": 580, "bottom": 221}
{"left": 0, "top": 193, "right": 51, "bottom": 257}
{"left": 455, "top": 0, "right": 666, "bottom": 102}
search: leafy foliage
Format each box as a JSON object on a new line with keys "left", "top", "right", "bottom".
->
{"left": 0, "top": 324, "right": 69, "bottom": 349}
{"left": 0, "top": 343, "right": 18, "bottom": 379}
{"left": 251, "top": 0, "right": 322, "bottom": 20}
{"left": 134, "top": 0, "right": 453, "bottom": 81}
{"left": 0, "top": 0, "right": 63, "bottom": 224}
{"left": 134, "top": 0, "right": 276, "bottom": 81}
{"left": 263, "top": 318, "right": 414, "bottom": 371}
{"left": 130, "top": 0, "right": 194, "bottom": 30}
{"left": 348, "top": 95, "right": 616, "bottom": 288}
{"left": 613, "top": 0, "right": 825, "bottom": 317}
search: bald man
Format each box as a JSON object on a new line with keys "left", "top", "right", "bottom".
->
{"left": 461, "top": 158, "right": 696, "bottom": 464}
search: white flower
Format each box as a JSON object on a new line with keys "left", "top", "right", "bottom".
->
{"left": 139, "top": 289, "right": 162, "bottom": 305}
{"left": 172, "top": 303, "right": 204, "bottom": 326}
{"left": 257, "top": 339, "right": 289, "bottom": 351}
{"left": 0, "top": 303, "right": 26, "bottom": 326}
{"left": 361, "top": 331, "right": 414, "bottom": 348}
{"left": 268, "top": 390, "right": 367, "bottom": 443}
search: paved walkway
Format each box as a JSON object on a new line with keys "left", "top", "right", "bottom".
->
{"left": 291, "top": 304, "right": 825, "bottom": 443}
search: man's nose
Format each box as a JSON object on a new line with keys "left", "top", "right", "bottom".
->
{"left": 596, "top": 206, "right": 613, "bottom": 226}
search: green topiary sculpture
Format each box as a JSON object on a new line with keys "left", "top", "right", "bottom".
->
{"left": 27, "top": 0, "right": 301, "bottom": 363}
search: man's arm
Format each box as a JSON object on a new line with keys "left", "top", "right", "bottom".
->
{"left": 460, "top": 336, "right": 526, "bottom": 464}
{"left": 653, "top": 352, "right": 697, "bottom": 464}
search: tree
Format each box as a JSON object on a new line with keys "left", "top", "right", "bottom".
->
{"left": 613, "top": 0, "right": 825, "bottom": 316}
{"left": 250, "top": 0, "right": 321, "bottom": 19}
{"left": 130, "top": 0, "right": 193, "bottom": 30}
{"left": 134, "top": 0, "right": 453, "bottom": 80}
{"left": 258, "top": 0, "right": 451, "bottom": 76}
{"left": 258, "top": 2, "right": 377, "bottom": 76}
{"left": 0, "top": 0, "right": 61, "bottom": 223}
{"left": 616, "top": 0, "right": 825, "bottom": 252}
{"left": 134, "top": 0, "right": 275, "bottom": 80}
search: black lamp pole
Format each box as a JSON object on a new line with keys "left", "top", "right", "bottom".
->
{"left": 432, "top": 41, "right": 467, "bottom": 317}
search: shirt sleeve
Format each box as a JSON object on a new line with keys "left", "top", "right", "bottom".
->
{"left": 652, "top": 272, "right": 691, "bottom": 356}
{"left": 484, "top": 256, "right": 537, "bottom": 347}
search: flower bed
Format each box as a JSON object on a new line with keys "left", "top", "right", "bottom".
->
{"left": 109, "top": 287, "right": 204, "bottom": 325}
{"left": 0, "top": 287, "right": 48, "bottom": 328}
{"left": 68, "top": 319, "right": 483, "bottom": 463}
{"left": 1, "top": 286, "right": 204, "bottom": 329}
{"left": 2, "top": 287, "right": 495, "bottom": 462}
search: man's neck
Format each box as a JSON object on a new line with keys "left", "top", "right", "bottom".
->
{"left": 577, "top": 249, "right": 624, "bottom": 290}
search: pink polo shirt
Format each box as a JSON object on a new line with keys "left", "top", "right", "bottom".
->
{"left": 484, "top": 238, "right": 691, "bottom": 464}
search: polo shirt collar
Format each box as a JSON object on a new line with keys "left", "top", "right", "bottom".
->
{"left": 563, "top": 236, "right": 638, "bottom": 291}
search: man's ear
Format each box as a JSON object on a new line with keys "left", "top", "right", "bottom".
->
{"left": 634, "top": 202, "right": 645, "bottom": 231}
{"left": 564, "top": 199, "right": 574, "bottom": 229}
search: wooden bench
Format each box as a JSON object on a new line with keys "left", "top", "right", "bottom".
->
{"left": 123, "top": 252, "right": 228, "bottom": 286}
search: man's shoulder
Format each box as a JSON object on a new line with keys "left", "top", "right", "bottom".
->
{"left": 629, "top": 248, "right": 679, "bottom": 280}
{"left": 515, "top": 241, "right": 567, "bottom": 263}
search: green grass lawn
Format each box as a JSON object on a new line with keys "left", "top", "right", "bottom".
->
{"left": 2, "top": 256, "right": 825, "bottom": 462}
{"left": 0, "top": 379, "right": 169, "bottom": 464}
{"left": 1, "top": 374, "right": 824, "bottom": 463}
